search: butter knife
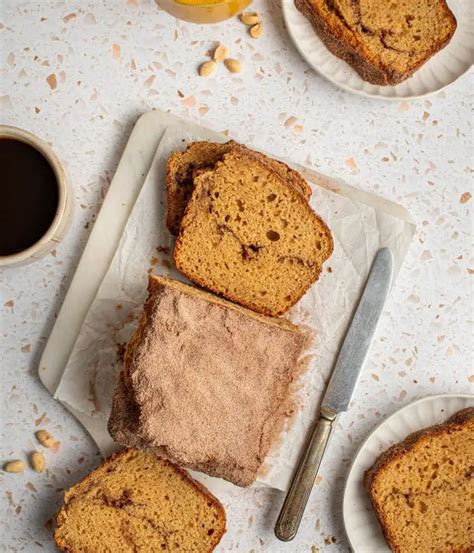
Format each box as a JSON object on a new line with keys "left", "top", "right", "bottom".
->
{"left": 275, "top": 247, "right": 394, "bottom": 541}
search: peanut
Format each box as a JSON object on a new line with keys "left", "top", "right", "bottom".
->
{"left": 213, "top": 44, "right": 229, "bottom": 63}
{"left": 4, "top": 460, "right": 25, "bottom": 473}
{"left": 240, "top": 12, "right": 260, "bottom": 26}
{"left": 250, "top": 22, "right": 263, "bottom": 39}
{"left": 224, "top": 58, "right": 242, "bottom": 74}
{"left": 198, "top": 61, "right": 216, "bottom": 77}
{"left": 36, "top": 429, "right": 59, "bottom": 449}
{"left": 30, "top": 451, "right": 45, "bottom": 473}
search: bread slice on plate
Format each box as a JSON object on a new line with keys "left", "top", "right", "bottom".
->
{"left": 365, "top": 407, "right": 474, "bottom": 553}
{"left": 295, "top": 0, "right": 457, "bottom": 85}
{"left": 166, "top": 140, "right": 312, "bottom": 235}
{"left": 174, "top": 148, "right": 333, "bottom": 316}
{"left": 54, "top": 448, "right": 226, "bottom": 553}
{"left": 108, "top": 274, "right": 309, "bottom": 487}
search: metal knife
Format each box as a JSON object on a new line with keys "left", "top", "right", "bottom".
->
{"left": 275, "top": 247, "right": 394, "bottom": 542}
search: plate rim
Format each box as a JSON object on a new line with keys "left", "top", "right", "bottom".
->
{"left": 282, "top": 0, "right": 474, "bottom": 101}
{"left": 342, "top": 392, "right": 474, "bottom": 551}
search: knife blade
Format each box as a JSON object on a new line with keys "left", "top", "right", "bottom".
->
{"left": 275, "top": 247, "right": 394, "bottom": 542}
{"left": 322, "top": 246, "right": 394, "bottom": 415}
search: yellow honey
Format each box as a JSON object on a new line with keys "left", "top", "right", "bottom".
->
{"left": 156, "top": 0, "right": 252, "bottom": 23}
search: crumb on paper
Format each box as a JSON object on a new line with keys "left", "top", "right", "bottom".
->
{"left": 460, "top": 192, "right": 471, "bottom": 204}
{"left": 156, "top": 245, "right": 170, "bottom": 254}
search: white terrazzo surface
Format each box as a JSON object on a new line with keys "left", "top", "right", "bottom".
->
{"left": 1, "top": 1, "right": 473, "bottom": 552}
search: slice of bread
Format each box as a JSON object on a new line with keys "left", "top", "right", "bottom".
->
{"left": 365, "top": 407, "right": 474, "bottom": 553}
{"left": 174, "top": 149, "right": 333, "bottom": 316}
{"left": 166, "top": 140, "right": 312, "bottom": 235}
{"left": 54, "top": 448, "right": 226, "bottom": 553}
{"left": 295, "top": 0, "right": 457, "bottom": 85}
{"left": 108, "top": 274, "right": 309, "bottom": 487}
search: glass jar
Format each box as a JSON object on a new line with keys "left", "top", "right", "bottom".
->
{"left": 156, "top": 0, "right": 252, "bottom": 24}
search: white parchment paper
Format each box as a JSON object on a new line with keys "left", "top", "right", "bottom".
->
{"left": 55, "top": 125, "right": 415, "bottom": 493}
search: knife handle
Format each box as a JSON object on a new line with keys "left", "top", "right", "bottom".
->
{"left": 275, "top": 410, "right": 336, "bottom": 541}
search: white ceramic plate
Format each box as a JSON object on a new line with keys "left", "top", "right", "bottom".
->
{"left": 343, "top": 393, "right": 474, "bottom": 552}
{"left": 282, "top": 0, "right": 474, "bottom": 100}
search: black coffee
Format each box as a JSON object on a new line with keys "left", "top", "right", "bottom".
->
{"left": 0, "top": 138, "right": 59, "bottom": 256}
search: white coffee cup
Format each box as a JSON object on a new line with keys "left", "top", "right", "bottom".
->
{"left": 0, "top": 126, "right": 73, "bottom": 267}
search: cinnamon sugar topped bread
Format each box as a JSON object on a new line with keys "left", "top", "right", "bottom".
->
{"left": 295, "top": 0, "right": 457, "bottom": 85}
{"left": 365, "top": 407, "right": 474, "bottom": 553}
{"left": 166, "top": 140, "right": 312, "bottom": 235}
{"left": 174, "top": 148, "right": 333, "bottom": 316}
{"left": 54, "top": 448, "right": 226, "bottom": 553}
{"left": 108, "top": 275, "right": 309, "bottom": 487}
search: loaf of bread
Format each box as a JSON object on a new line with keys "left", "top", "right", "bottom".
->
{"left": 365, "top": 407, "right": 474, "bottom": 553}
{"left": 174, "top": 148, "right": 333, "bottom": 316}
{"left": 54, "top": 448, "right": 226, "bottom": 553}
{"left": 295, "top": 0, "right": 457, "bottom": 85}
{"left": 108, "top": 275, "right": 309, "bottom": 487}
{"left": 166, "top": 140, "right": 312, "bottom": 235}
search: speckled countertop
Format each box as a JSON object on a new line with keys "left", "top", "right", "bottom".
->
{"left": 1, "top": 1, "right": 472, "bottom": 552}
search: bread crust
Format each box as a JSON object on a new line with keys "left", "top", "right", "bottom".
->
{"left": 54, "top": 448, "right": 226, "bottom": 553}
{"left": 166, "top": 140, "right": 312, "bottom": 235}
{"left": 295, "top": 0, "right": 457, "bottom": 86}
{"left": 174, "top": 148, "right": 333, "bottom": 316}
{"left": 364, "top": 407, "right": 474, "bottom": 553}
